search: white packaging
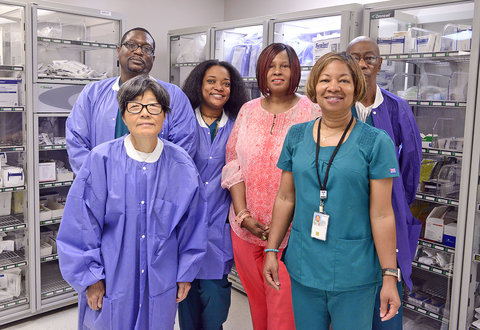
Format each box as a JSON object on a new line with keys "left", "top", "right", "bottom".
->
{"left": 39, "top": 205, "right": 52, "bottom": 221}
{"left": 0, "top": 275, "right": 7, "bottom": 289}
{"left": 0, "top": 78, "right": 19, "bottom": 107}
{"left": 0, "top": 240, "right": 15, "bottom": 253}
{"left": 377, "top": 37, "right": 391, "bottom": 55}
{"left": 0, "top": 290, "right": 13, "bottom": 302}
{"left": 0, "top": 152, "right": 6, "bottom": 166}
{"left": 391, "top": 37, "right": 405, "bottom": 54}
{"left": 417, "top": 34, "right": 437, "bottom": 53}
{"left": 1, "top": 166, "right": 24, "bottom": 187}
{"left": 444, "top": 222, "right": 457, "bottom": 237}
{"left": 0, "top": 192, "right": 11, "bottom": 217}
{"left": 56, "top": 171, "right": 74, "bottom": 182}
{"left": 38, "top": 162, "right": 56, "bottom": 182}
{"left": 46, "top": 201, "right": 64, "bottom": 219}
{"left": 4, "top": 269, "right": 21, "bottom": 297}
{"left": 425, "top": 206, "right": 448, "bottom": 242}
{"left": 40, "top": 241, "right": 52, "bottom": 257}
{"left": 313, "top": 33, "right": 341, "bottom": 62}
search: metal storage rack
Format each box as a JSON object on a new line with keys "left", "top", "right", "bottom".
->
{"left": 28, "top": 1, "right": 123, "bottom": 317}
{"left": 0, "top": 1, "right": 33, "bottom": 325}
{"left": 168, "top": 26, "right": 211, "bottom": 88}
{"left": 364, "top": 0, "right": 479, "bottom": 328}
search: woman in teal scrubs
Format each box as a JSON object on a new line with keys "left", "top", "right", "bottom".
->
{"left": 263, "top": 52, "right": 401, "bottom": 329}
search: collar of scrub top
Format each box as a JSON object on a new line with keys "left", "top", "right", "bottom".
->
{"left": 195, "top": 107, "right": 229, "bottom": 128}
{"left": 112, "top": 76, "right": 156, "bottom": 91}
{"left": 124, "top": 134, "right": 164, "bottom": 163}
{"left": 354, "top": 85, "right": 384, "bottom": 122}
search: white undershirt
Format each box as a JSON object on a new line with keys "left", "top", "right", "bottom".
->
{"left": 123, "top": 134, "right": 163, "bottom": 163}
{"left": 354, "top": 85, "right": 384, "bottom": 122}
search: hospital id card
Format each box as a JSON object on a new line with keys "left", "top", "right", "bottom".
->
{"left": 311, "top": 211, "right": 329, "bottom": 241}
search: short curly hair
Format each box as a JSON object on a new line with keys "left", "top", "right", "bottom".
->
{"left": 117, "top": 74, "right": 171, "bottom": 116}
{"left": 256, "top": 43, "right": 301, "bottom": 97}
{"left": 182, "top": 60, "right": 248, "bottom": 119}
{"left": 306, "top": 52, "right": 366, "bottom": 106}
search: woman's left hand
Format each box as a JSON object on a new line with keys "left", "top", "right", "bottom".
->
{"left": 379, "top": 276, "right": 401, "bottom": 322}
{"left": 176, "top": 282, "right": 191, "bottom": 303}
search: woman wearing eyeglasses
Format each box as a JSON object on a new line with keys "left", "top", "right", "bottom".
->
{"left": 57, "top": 75, "right": 207, "bottom": 330}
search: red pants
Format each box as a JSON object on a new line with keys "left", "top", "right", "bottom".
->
{"left": 231, "top": 230, "right": 295, "bottom": 330}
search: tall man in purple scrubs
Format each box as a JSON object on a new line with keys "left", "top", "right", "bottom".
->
{"left": 66, "top": 27, "right": 197, "bottom": 173}
{"left": 347, "top": 36, "right": 422, "bottom": 329}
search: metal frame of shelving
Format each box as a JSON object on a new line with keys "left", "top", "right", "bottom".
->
{"left": 363, "top": 0, "right": 479, "bottom": 328}
{"left": 26, "top": 1, "right": 124, "bottom": 319}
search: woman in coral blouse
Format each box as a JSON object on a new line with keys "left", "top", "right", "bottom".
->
{"left": 221, "top": 43, "right": 320, "bottom": 330}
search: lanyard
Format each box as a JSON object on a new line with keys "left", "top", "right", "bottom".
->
{"left": 314, "top": 116, "right": 354, "bottom": 212}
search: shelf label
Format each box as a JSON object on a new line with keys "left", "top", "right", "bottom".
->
{"left": 432, "top": 267, "right": 442, "bottom": 274}
{"left": 52, "top": 39, "right": 61, "bottom": 43}
{"left": 445, "top": 102, "right": 455, "bottom": 106}
{"left": 424, "top": 53, "right": 433, "bottom": 58}
{"left": 420, "top": 101, "right": 430, "bottom": 106}
{"left": 411, "top": 54, "right": 421, "bottom": 58}
{"left": 432, "top": 102, "right": 442, "bottom": 106}
{"left": 426, "top": 196, "right": 435, "bottom": 201}
{"left": 170, "top": 36, "right": 180, "bottom": 41}
{"left": 399, "top": 54, "right": 408, "bottom": 59}
{"left": 100, "top": 10, "right": 112, "bottom": 16}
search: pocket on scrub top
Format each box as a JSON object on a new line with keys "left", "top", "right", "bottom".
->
{"left": 334, "top": 237, "right": 380, "bottom": 290}
{"left": 152, "top": 199, "right": 177, "bottom": 240}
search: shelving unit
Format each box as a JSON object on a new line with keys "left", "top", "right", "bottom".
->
{"left": 28, "top": 2, "right": 123, "bottom": 317}
{"left": 364, "top": 0, "right": 478, "bottom": 328}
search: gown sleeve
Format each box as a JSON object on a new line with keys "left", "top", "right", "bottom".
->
{"left": 66, "top": 84, "right": 93, "bottom": 174}
{"left": 221, "top": 104, "right": 246, "bottom": 189}
{"left": 175, "top": 163, "right": 208, "bottom": 283}
{"left": 57, "top": 152, "right": 107, "bottom": 293}
{"left": 397, "top": 101, "right": 422, "bottom": 205}
{"left": 166, "top": 85, "right": 198, "bottom": 159}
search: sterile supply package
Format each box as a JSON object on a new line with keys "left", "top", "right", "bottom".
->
{"left": 441, "top": 24, "right": 472, "bottom": 51}
{"left": 38, "top": 162, "right": 56, "bottom": 182}
{"left": 312, "top": 32, "right": 340, "bottom": 62}
{"left": 38, "top": 60, "right": 107, "bottom": 80}
{"left": 377, "top": 37, "right": 391, "bottom": 54}
{"left": 0, "top": 78, "right": 19, "bottom": 107}
{"left": 0, "top": 166, "right": 24, "bottom": 187}
{"left": 175, "top": 34, "right": 207, "bottom": 63}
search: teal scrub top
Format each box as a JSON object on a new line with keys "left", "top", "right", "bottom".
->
{"left": 277, "top": 119, "right": 399, "bottom": 292}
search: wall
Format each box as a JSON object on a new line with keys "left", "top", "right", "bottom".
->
{"left": 47, "top": 0, "right": 225, "bottom": 80}
{"left": 224, "top": 0, "right": 385, "bottom": 20}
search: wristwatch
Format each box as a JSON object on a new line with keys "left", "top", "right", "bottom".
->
{"left": 382, "top": 268, "right": 401, "bottom": 282}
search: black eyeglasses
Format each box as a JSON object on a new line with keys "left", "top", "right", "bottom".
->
{"left": 122, "top": 41, "right": 155, "bottom": 55}
{"left": 126, "top": 102, "right": 163, "bottom": 115}
{"left": 351, "top": 55, "right": 380, "bottom": 65}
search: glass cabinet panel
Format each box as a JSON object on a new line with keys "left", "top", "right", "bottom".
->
{"left": 169, "top": 31, "right": 208, "bottom": 87}
{"left": 365, "top": 1, "right": 475, "bottom": 328}
{"left": 35, "top": 9, "right": 121, "bottom": 83}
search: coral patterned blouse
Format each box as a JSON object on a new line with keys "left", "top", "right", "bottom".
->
{"left": 221, "top": 96, "right": 321, "bottom": 247}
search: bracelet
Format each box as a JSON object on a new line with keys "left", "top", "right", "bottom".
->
{"left": 264, "top": 249, "right": 280, "bottom": 253}
{"left": 235, "top": 209, "right": 251, "bottom": 226}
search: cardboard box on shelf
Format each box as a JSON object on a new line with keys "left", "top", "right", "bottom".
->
{"left": 38, "top": 162, "right": 56, "bottom": 182}
{"left": 0, "top": 166, "right": 24, "bottom": 187}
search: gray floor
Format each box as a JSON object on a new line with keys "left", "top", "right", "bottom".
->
{"left": 2, "top": 289, "right": 253, "bottom": 330}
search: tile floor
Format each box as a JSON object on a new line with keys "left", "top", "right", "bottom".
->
{"left": 2, "top": 289, "right": 253, "bottom": 330}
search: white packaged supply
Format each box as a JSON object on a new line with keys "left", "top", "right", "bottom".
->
{"left": 390, "top": 36, "right": 405, "bottom": 54}
{"left": 377, "top": 37, "right": 391, "bottom": 55}
{"left": 425, "top": 206, "right": 449, "bottom": 242}
{"left": 0, "top": 78, "right": 19, "bottom": 107}
{"left": 0, "top": 166, "right": 24, "bottom": 187}
{"left": 0, "top": 240, "right": 15, "bottom": 253}
{"left": 0, "top": 152, "right": 6, "bottom": 166}
{"left": 3, "top": 268, "right": 21, "bottom": 297}
{"left": 39, "top": 205, "right": 52, "bottom": 221}
{"left": 38, "top": 162, "right": 56, "bottom": 182}
{"left": 40, "top": 241, "right": 52, "bottom": 257}
{"left": 0, "top": 290, "right": 13, "bottom": 302}
{"left": 417, "top": 34, "right": 438, "bottom": 53}
{"left": 46, "top": 201, "right": 64, "bottom": 219}
{"left": 312, "top": 33, "right": 341, "bottom": 62}
{"left": 56, "top": 170, "right": 74, "bottom": 182}
{"left": 0, "top": 274, "right": 7, "bottom": 289}
{"left": 0, "top": 192, "right": 11, "bottom": 217}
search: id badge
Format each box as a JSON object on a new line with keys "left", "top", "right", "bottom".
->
{"left": 311, "top": 211, "right": 329, "bottom": 241}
